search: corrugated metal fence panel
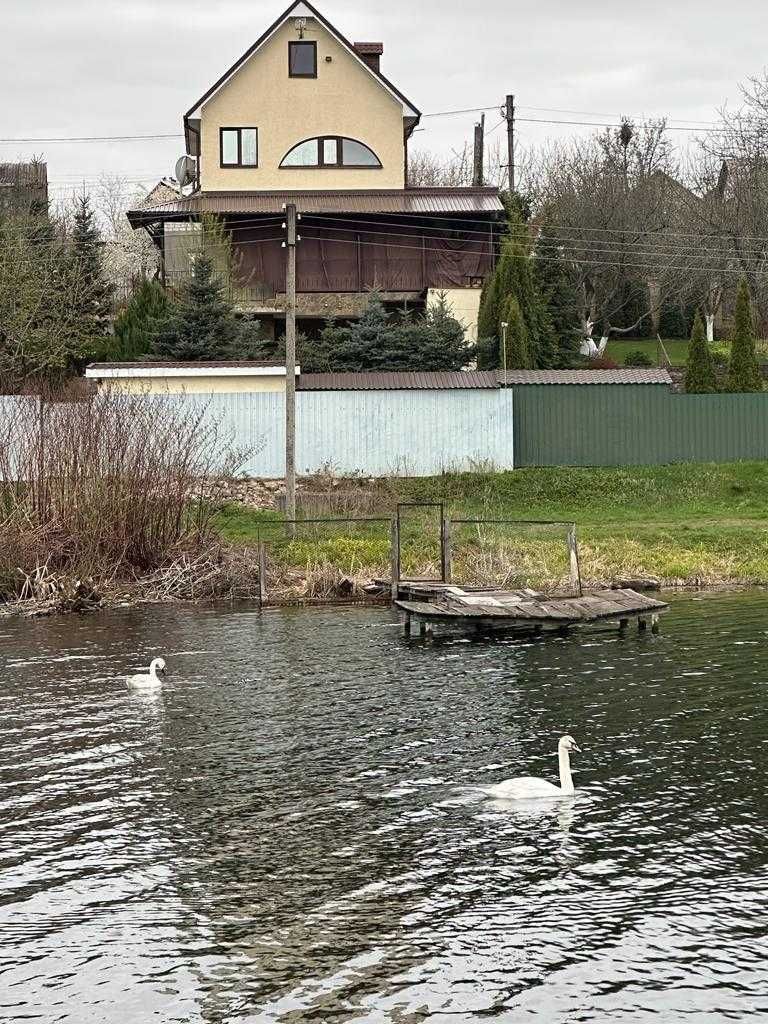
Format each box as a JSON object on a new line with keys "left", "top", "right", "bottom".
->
{"left": 513, "top": 385, "right": 768, "bottom": 466}
{"left": 297, "top": 390, "right": 515, "bottom": 476}
{"left": 162, "top": 390, "right": 515, "bottom": 478}
{"left": 0, "top": 396, "right": 36, "bottom": 480}
{"left": 161, "top": 393, "right": 286, "bottom": 477}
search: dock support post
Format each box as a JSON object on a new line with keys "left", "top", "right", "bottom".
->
{"left": 651, "top": 614, "right": 660, "bottom": 635}
{"left": 638, "top": 617, "right": 649, "bottom": 633}
{"left": 619, "top": 618, "right": 629, "bottom": 634}
{"left": 390, "top": 517, "right": 401, "bottom": 603}
{"left": 402, "top": 611, "right": 411, "bottom": 637}
{"left": 441, "top": 517, "right": 452, "bottom": 585}
{"left": 568, "top": 525, "right": 582, "bottom": 598}
{"left": 258, "top": 542, "right": 268, "bottom": 608}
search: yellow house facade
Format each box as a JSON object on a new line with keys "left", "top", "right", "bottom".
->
{"left": 127, "top": 2, "right": 504, "bottom": 341}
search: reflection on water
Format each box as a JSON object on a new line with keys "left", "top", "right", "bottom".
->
{"left": 1, "top": 593, "right": 768, "bottom": 1022}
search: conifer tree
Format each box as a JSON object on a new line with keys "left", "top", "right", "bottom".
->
{"left": 500, "top": 296, "right": 531, "bottom": 370}
{"left": 151, "top": 253, "right": 257, "bottom": 360}
{"left": 684, "top": 312, "right": 717, "bottom": 394}
{"left": 110, "top": 279, "right": 169, "bottom": 361}
{"left": 70, "top": 194, "right": 113, "bottom": 357}
{"left": 726, "top": 279, "right": 763, "bottom": 392}
{"left": 658, "top": 297, "right": 688, "bottom": 340}
{"left": 533, "top": 226, "right": 582, "bottom": 368}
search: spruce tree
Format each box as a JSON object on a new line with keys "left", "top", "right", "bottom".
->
{"left": 70, "top": 194, "right": 113, "bottom": 358}
{"left": 726, "top": 279, "right": 763, "bottom": 392}
{"left": 110, "top": 279, "right": 169, "bottom": 361}
{"left": 152, "top": 253, "right": 257, "bottom": 360}
{"left": 684, "top": 312, "right": 717, "bottom": 394}
{"left": 534, "top": 226, "right": 582, "bottom": 368}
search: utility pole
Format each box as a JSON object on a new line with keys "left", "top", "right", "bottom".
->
{"left": 283, "top": 203, "right": 298, "bottom": 536}
{"left": 505, "top": 94, "right": 515, "bottom": 193}
{"left": 473, "top": 113, "right": 485, "bottom": 187}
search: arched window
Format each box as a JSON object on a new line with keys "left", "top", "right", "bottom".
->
{"left": 280, "top": 136, "right": 382, "bottom": 169}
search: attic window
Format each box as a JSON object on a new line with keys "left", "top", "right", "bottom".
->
{"left": 289, "top": 41, "right": 317, "bottom": 78}
{"left": 280, "top": 136, "right": 382, "bottom": 169}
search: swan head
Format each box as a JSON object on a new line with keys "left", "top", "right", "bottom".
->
{"left": 559, "top": 735, "right": 580, "bottom": 754}
{"left": 151, "top": 658, "right": 167, "bottom": 676}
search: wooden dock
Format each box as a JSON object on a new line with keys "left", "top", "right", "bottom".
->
{"left": 395, "top": 582, "right": 669, "bottom": 638}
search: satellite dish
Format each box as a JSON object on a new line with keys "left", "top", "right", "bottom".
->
{"left": 175, "top": 155, "right": 196, "bottom": 189}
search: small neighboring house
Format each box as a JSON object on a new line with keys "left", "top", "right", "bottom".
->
{"left": 0, "top": 161, "right": 48, "bottom": 217}
{"left": 127, "top": 1, "right": 505, "bottom": 340}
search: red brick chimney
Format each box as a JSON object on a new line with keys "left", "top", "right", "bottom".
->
{"left": 353, "top": 42, "right": 384, "bottom": 73}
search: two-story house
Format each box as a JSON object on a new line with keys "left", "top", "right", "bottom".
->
{"left": 128, "top": 1, "right": 505, "bottom": 341}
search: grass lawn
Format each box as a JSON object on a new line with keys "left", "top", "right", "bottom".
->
{"left": 214, "top": 462, "right": 768, "bottom": 591}
{"left": 607, "top": 338, "right": 689, "bottom": 366}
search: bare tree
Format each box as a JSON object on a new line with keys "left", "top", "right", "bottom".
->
{"left": 534, "top": 121, "right": 694, "bottom": 350}
{"left": 688, "top": 73, "right": 768, "bottom": 334}
{"left": 92, "top": 175, "right": 161, "bottom": 298}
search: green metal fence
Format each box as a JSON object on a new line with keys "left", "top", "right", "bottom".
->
{"left": 513, "top": 385, "right": 768, "bottom": 467}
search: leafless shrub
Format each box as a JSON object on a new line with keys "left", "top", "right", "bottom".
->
{"left": 0, "top": 388, "right": 246, "bottom": 595}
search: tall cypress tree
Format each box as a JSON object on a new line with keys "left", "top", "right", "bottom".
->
{"left": 70, "top": 194, "right": 113, "bottom": 358}
{"left": 684, "top": 312, "right": 717, "bottom": 394}
{"left": 500, "top": 295, "right": 531, "bottom": 370}
{"left": 533, "top": 226, "right": 582, "bottom": 368}
{"left": 727, "top": 279, "right": 763, "bottom": 393}
{"left": 477, "top": 205, "right": 551, "bottom": 368}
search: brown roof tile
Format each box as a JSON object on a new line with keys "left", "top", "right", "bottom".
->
{"left": 496, "top": 369, "right": 672, "bottom": 386}
{"left": 297, "top": 371, "right": 499, "bottom": 391}
{"left": 128, "top": 187, "right": 504, "bottom": 224}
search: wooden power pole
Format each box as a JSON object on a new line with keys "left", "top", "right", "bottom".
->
{"left": 284, "top": 203, "right": 297, "bottom": 535}
{"left": 505, "top": 94, "right": 515, "bottom": 193}
{"left": 473, "top": 113, "right": 485, "bottom": 187}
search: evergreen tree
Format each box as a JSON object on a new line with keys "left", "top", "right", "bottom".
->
{"left": 533, "top": 226, "right": 582, "bottom": 368}
{"left": 684, "top": 312, "right": 717, "bottom": 394}
{"left": 109, "top": 279, "right": 169, "bottom": 361}
{"left": 151, "top": 253, "right": 257, "bottom": 360}
{"left": 476, "top": 205, "right": 552, "bottom": 368}
{"left": 266, "top": 292, "right": 473, "bottom": 372}
{"left": 500, "top": 295, "right": 531, "bottom": 370}
{"left": 657, "top": 297, "right": 688, "bottom": 340}
{"left": 70, "top": 194, "right": 113, "bottom": 358}
{"left": 726, "top": 279, "right": 763, "bottom": 392}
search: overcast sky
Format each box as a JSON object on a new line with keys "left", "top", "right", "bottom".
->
{"left": 3, "top": 0, "right": 767, "bottom": 205}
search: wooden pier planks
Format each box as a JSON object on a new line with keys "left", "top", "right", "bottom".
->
{"left": 395, "top": 582, "right": 668, "bottom": 635}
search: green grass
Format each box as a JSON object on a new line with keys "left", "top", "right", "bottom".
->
{"left": 214, "top": 462, "right": 768, "bottom": 589}
{"left": 607, "top": 338, "right": 689, "bottom": 366}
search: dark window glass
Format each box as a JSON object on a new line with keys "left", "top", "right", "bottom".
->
{"left": 289, "top": 41, "right": 317, "bottom": 77}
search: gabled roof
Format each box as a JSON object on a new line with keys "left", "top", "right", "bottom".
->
{"left": 184, "top": 1, "right": 420, "bottom": 139}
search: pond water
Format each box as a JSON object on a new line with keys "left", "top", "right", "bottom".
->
{"left": 1, "top": 593, "right": 768, "bottom": 1023}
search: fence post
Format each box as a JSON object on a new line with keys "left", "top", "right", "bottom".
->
{"left": 441, "top": 517, "right": 452, "bottom": 584}
{"left": 258, "top": 542, "right": 268, "bottom": 607}
{"left": 390, "top": 516, "right": 401, "bottom": 603}
{"left": 568, "top": 524, "right": 582, "bottom": 597}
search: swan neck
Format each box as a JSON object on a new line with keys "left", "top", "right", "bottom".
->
{"left": 558, "top": 748, "right": 575, "bottom": 795}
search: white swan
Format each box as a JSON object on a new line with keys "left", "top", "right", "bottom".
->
{"left": 468, "top": 736, "right": 581, "bottom": 800}
{"left": 127, "top": 657, "right": 167, "bottom": 690}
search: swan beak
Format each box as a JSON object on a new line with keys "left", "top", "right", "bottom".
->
{"left": 571, "top": 742, "right": 581, "bottom": 752}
